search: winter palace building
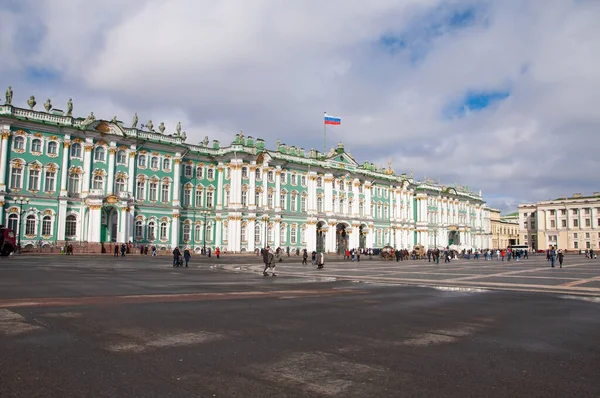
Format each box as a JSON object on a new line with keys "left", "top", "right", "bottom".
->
{"left": 0, "top": 92, "right": 492, "bottom": 253}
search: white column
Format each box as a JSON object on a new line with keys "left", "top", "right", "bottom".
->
{"left": 274, "top": 219, "right": 281, "bottom": 248}
{"left": 82, "top": 140, "right": 93, "bottom": 196}
{"left": 0, "top": 128, "right": 10, "bottom": 191}
{"left": 247, "top": 217, "right": 256, "bottom": 252}
{"left": 127, "top": 146, "right": 136, "bottom": 195}
{"left": 248, "top": 165, "right": 257, "bottom": 208}
{"left": 324, "top": 174, "right": 333, "bottom": 213}
{"left": 215, "top": 217, "right": 222, "bottom": 249}
{"left": 107, "top": 144, "right": 116, "bottom": 194}
{"left": 364, "top": 182, "right": 372, "bottom": 217}
{"left": 128, "top": 204, "right": 135, "bottom": 243}
{"left": 56, "top": 200, "right": 68, "bottom": 241}
{"left": 352, "top": 223, "right": 360, "bottom": 249}
{"left": 275, "top": 168, "right": 282, "bottom": 211}
{"left": 352, "top": 179, "right": 360, "bottom": 217}
{"left": 230, "top": 160, "right": 242, "bottom": 209}
{"left": 117, "top": 205, "right": 127, "bottom": 243}
{"left": 171, "top": 212, "right": 180, "bottom": 248}
{"left": 262, "top": 167, "right": 269, "bottom": 209}
{"left": 173, "top": 154, "right": 182, "bottom": 206}
{"left": 88, "top": 205, "right": 102, "bottom": 242}
{"left": 306, "top": 221, "right": 317, "bottom": 252}
{"left": 228, "top": 214, "right": 241, "bottom": 252}
{"left": 60, "top": 140, "right": 70, "bottom": 196}
{"left": 307, "top": 172, "right": 317, "bottom": 213}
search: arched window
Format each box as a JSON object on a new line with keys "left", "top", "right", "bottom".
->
{"left": 8, "top": 214, "right": 18, "bottom": 233}
{"left": 92, "top": 175, "right": 104, "bottom": 190}
{"left": 280, "top": 224, "right": 286, "bottom": 244}
{"left": 162, "top": 158, "right": 170, "bottom": 170}
{"left": 161, "top": 183, "right": 170, "bottom": 202}
{"left": 224, "top": 189, "right": 230, "bottom": 207}
{"left": 267, "top": 192, "right": 273, "bottom": 208}
{"left": 136, "top": 180, "right": 145, "bottom": 200}
{"left": 184, "top": 164, "right": 193, "bottom": 177}
{"left": 194, "top": 224, "right": 202, "bottom": 242}
{"left": 241, "top": 190, "right": 247, "bottom": 206}
{"left": 149, "top": 181, "right": 158, "bottom": 201}
{"left": 25, "top": 215, "right": 36, "bottom": 235}
{"left": 280, "top": 193, "right": 286, "bottom": 210}
{"left": 151, "top": 156, "right": 159, "bottom": 169}
{"left": 254, "top": 224, "right": 261, "bottom": 243}
{"left": 28, "top": 168, "right": 40, "bottom": 191}
{"left": 290, "top": 225, "right": 297, "bottom": 244}
{"left": 114, "top": 178, "right": 125, "bottom": 194}
{"left": 268, "top": 171, "right": 274, "bottom": 182}
{"left": 183, "top": 186, "right": 192, "bottom": 206}
{"left": 31, "top": 139, "right": 42, "bottom": 153}
{"left": 135, "top": 220, "right": 143, "bottom": 239}
{"left": 147, "top": 221, "right": 156, "bottom": 241}
{"left": 183, "top": 223, "right": 191, "bottom": 242}
{"left": 13, "top": 136, "right": 25, "bottom": 150}
{"left": 47, "top": 141, "right": 58, "bottom": 155}
{"left": 65, "top": 215, "right": 77, "bottom": 237}
{"left": 42, "top": 215, "right": 52, "bottom": 236}
{"left": 68, "top": 173, "right": 80, "bottom": 194}
{"left": 94, "top": 146, "right": 105, "bottom": 161}
{"left": 317, "top": 177, "right": 322, "bottom": 187}
{"left": 195, "top": 186, "right": 204, "bottom": 207}
{"left": 206, "top": 223, "right": 213, "bottom": 242}
{"left": 317, "top": 197, "right": 323, "bottom": 213}
{"left": 206, "top": 191, "right": 213, "bottom": 207}
{"left": 160, "top": 222, "right": 168, "bottom": 240}
{"left": 207, "top": 168, "right": 214, "bottom": 179}
{"left": 138, "top": 154, "right": 146, "bottom": 168}
{"left": 241, "top": 167, "right": 248, "bottom": 179}
{"left": 241, "top": 224, "right": 247, "bottom": 242}
{"left": 70, "top": 143, "right": 81, "bottom": 158}
{"left": 117, "top": 150, "right": 127, "bottom": 164}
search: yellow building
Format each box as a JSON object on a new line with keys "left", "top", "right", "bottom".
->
{"left": 489, "top": 209, "right": 520, "bottom": 249}
{"left": 519, "top": 193, "right": 600, "bottom": 251}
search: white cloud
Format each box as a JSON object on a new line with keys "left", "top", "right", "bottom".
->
{"left": 1, "top": 0, "right": 599, "bottom": 212}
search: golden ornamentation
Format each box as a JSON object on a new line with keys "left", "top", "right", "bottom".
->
{"left": 62, "top": 141, "right": 71, "bottom": 148}
{"left": 105, "top": 195, "right": 119, "bottom": 205}
{"left": 248, "top": 217, "right": 256, "bottom": 222}
{"left": 109, "top": 148, "right": 118, "bottom": 154}
{"left": 172, "top": 213, "right": 180, "bottom": 218}
{"left": 249, "top": 165, "right": 257, "bottom": 171}
{"left": 15, "top": 130, "right": 27, "bottom": 136}
{"left": 217, "top": 166, "right": 225, "bottom": 171}
{"left": 174, "top": 159, "right": 181, "bottom": 165}
{"left": 93, "top": 169, "right": 105, "bottom": 176}
{"left": 95, "top": 122, "right": 110, "bottom": 133}
{"left": 34, "top": 132, "right": 43, "bottom": 138}
{"left": 0, "top": 201, "right": 4, "bottom": 206}
{"left": 308, "top": 175, "right": 317, "bottom": 181}
{"left": 89, "top": 204, "right": 103, "bottom": 210}
{"left": 129, "top": 151, "right": 136, "bottom": 158}
{"left": 84, "top": 145, "right": 94, "bottom": 152}
{"left": 2, "top": 131, "right": 12, "bottom": 140}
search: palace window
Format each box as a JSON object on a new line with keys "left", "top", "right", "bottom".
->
{"left": 8, "top": 214, "right": 18, "bottom": 233}
{"left": 160, "top": 222, "right": 168, "bottom": 240}
{"left": 195, "top": 224, "right": 202, "bottom": 242}
{"left": 162, "top": 158, "right": 171, "bottom": 171}
{"left": 280, "top": 193, "right": 286, "bottom": 210}
{"left": 291, "top": 195, "right": 297, "bottom": 212}
{"left": 138, "top": 155, "right": 146, "bottom": 168}
{"left": 28, "top": 169, "right": 40, "bottom": 191}
{"left": 207, "top": 168, "right": 214, "bottom": 179}
{"left": 70, "top": 143, "right": 81, "bottom": 158}
{"left": 301, "top": 175, "right": 306, "bottom": 186}
{"left": 585, "top": 219, "right": 591, "bottom": 227}
{"left": 223, "top": 223, "right": 228, "bottom": 242}
{"left": 241, "top": 167, "right": 248, "bottom": 179}
{"left": 31, "top": 139, "right": 42, "bottom": 153}
{"left": 151, "top": 156, "right": 159, "bottom": 169}
{"left": 64, "top": 215, "right": 75, "bottom": 237}
{"left": 135, "top": 221, "right": 143, "bottom": 239}
{"left": 42, "top": 216, "right": 52, "bottom": 236}
{"left": 340, "top": 180, "right": 345, "bottom": 191}
{"left": 92, "top": 175, "right": 104, "bottom": 190}
{"left": 185, "top": 164, "right": 193, "bottom": 177}
{"left": 317, "top": 177, "right": 322, "bottom": 188}
{"left": 562, "top": 219, "right": 567, "bottom": 228}
{"left": 10, "top": 166, "right": 22, "bottom": 189}
{"left": 290, "top": 225, "right": 297, "bottom": 244}
{"left": 317, "top": 197, "right": 323, "bottom": 213}
{"left": 255, "top": 191, "right": 261, "bottom": 207}
{"left": 94, "top": 147, "right": 105, "bottom": 162}
{"left": 301, "top": 225, "right": 306, "bottom": 244}
{"left": 47, "top": 141, "right": 58, "bottom": 155}
{"left": 255, "top": 168, "right": 261, "bottom": 180}
{"left": 183, "top": 186, "right": 192, "bottom": 206}
{"left": 25, "top": 215, "right": 36, "bottom": 235}
{"left": 301, "top": 196, "right": 306, "bottom": 212}
{"left": 224, "top": 190, "right": 230, "bottom": 207}
{"left": 117, "top": 150, "right": 127, "bottom": 164}
{"left": 196, "top": 166, "right": 203, "bottom": 179}
{"left": 195, "top": 187, "right": 204, "bottom": 207}
{"left": 183, "top": 223, "right": 191, "bottom": 242}
{"left": 573, "top": 219, "right": 579, "bottom": 228}
{"left": 255, "top": 224, "right": 261, "bottom": 243}
{"left": 574, "top": 242, "right": 579, "bottom": 249}
{"left": 68, "top": 173, "right": 80, "bottom": 194}
{"left": 149, "top": 182, "right": 158, "bottom": 201}
{"left": 550, "top": 220, "right": 555, "bottom": 228}
{"left": 161, "top": 183, "right": 170, "bottom": 202}
{"left": 147, "top": 221, "right": 156, "bottom": 241}
{"left": 45, "top": 171, "right": 56, "bottom": 192}
{"left": 241, "top": 224, "right": 247, "bottom": 242}
{"left": 115, "top": 178, "right": 125, "bottom": 195}
{"left": 206, "top": 191, "right": 213, "bottom": 207}
{"left": 206, "top": 223, "right": 213, "bottom": 242}
{"left": 241, "top": 190, "right": 247, "bottom": 206}
{"left": 573, "top": 209, "right": 578, "bottom": 215}
{"left": 550, "top": 210, "right": 555, "bottom": 216}
{"left": 291, "top": 174, "right": 297, "bottom": 185}
{"left": 280, "top": 225, "right": 286, "bottom": 244}
{"left": 585, "top": 232, "right": 590, "bottom": 239}
{"left": 268, "top": 193, "right": 273, "bottom": 208}
{"left": 280, "top": 172, "right": 286, "bottom": 184}
{"left": 136, "top": 181, "right": 145, "bottom": 200}
{"left": 13, "top": 136, "right": 25, "bottom": 150}
{"left": 585, "top": 208, "right": 590, "bottom": 215}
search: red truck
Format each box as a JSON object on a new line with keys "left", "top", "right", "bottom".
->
{"left": 0, "top": 225, "right": 17, "bottom": 256}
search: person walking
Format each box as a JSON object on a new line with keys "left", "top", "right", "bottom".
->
{"left": 215, "top": 247, "right": 220, "bottom": 259}
{"left": 120, "top": 243, "right": 126, "bottom": 257}
{"left": 549, "top": 246, "right": 557, "bottom": 268}
{"left": 151, "top": 245, "right": 157, "bottom": 256}
{"left": 114, "top": 244, "right": 119, "bottom": 257}
{"left": 172, "top": 246, "right": 181, "bottom": 267}
{"left": 302, "top": 249, "right": 308, "bottom": 265}
{"left": 183, "top": 246, "right": 191, "bottom": 267}
{"left": 557, "top": 249, "right": 564, "bottom": 268}
{"left": 262, "top": 246, "right": 275, "bottom": 276}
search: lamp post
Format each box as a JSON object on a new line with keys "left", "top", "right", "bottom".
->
{"left": 15, "top": 196, "right": 29, "bottom": 253}
{"left": 200, "top": 210, "right": 210, "bottom": 254}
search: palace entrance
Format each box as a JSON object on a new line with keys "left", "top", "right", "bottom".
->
{"left": 336, "top": 223, "right": 349, "bottom": 254}
{"left": 316, "top": 221, "right": 326, "bottom": 253}
{"left": 359, "top": 224, "right": 367, "bottom": 249}
{"left": 100, "top": 207, "right": 119, "bottom": 243}
{"left": 448, "top": 230, "right": 460, "bottom": 246}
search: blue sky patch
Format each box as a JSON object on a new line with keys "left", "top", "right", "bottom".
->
{"left": 25, "top": 67, "right": 60, "bottom": 83}
{"left": 443, "top": 90, "right": 510, "bottom": 118}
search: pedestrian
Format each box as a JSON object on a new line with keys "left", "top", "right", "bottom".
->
{"left": 215, "top": 247, "right": 220, "bottom": 259}
{"left": 558, "top": 249, "right": 564, "bottom": 268}
{"left": 114, "top": 244, "right": 119, "bottom": 257}
{"left": 183, "top": 246, "right": 191, "bottom": 267}
{"left": 356, "top": 250, "right": 360, "bottom": 262}
{"left": 550, "top": 246, "right": 557, "bottom": 268}
{"left": 120, "top": 243, "right": 126, "bottom": 257}
{"left": 172, "top": 246, "right": 181, "bottom": 267}
{"left": 207, "top": 247, "right": 211, "bottom": 257}
{"left": 145, "top": 245, "right": 149, "bottom": 255}
{"left": 311, "top": 251, "right": 316, "bottom": 265}
{"left": 302, "top": 249, "right": 308, "bottom": 265}
{"left": 262, "top": 246, "right": 276, "bottom": 276}
{"left": 152, "top": 245, "right": 157, "bottom": 256}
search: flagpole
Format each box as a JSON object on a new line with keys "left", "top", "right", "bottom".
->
{"left": 323, "top": 111, "right": 327, "bottom": 155}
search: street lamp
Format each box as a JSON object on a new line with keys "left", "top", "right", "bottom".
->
{"left": 200, "top": 210, "right": 210, "bottom": 254}
{"left": 15, "top": 196, "right": 29, "bottom": 253}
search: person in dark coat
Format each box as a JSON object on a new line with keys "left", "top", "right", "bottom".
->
{"left": 173, "top": 247, "right": 181, "bottom": 267}
{"left": 183, "top": 247, "right": 191, "bottom": 267}
{"left": 114, "top": 244, "right": 119, "bottom": 257}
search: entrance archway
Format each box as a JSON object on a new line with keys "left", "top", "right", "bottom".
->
{"left": 101, "top": 207, "right": 119, "bottom": 243}
{"left": 336, "top": 223, "right": 349, "bottom": 254}
{"left": 448, "top": 230, "right": 460, "bottom": 246}
{"left": 359, "top": 224, "right": 367, "bottom": 249}
{"left": 316, "top": 221, "right": 326, "bottom": 253}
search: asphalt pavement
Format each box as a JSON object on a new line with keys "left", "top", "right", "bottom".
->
{"left": 0, "top": 254, "right": 598, "bottom": 397}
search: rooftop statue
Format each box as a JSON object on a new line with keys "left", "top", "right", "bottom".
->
{"left": 159, "top": 122, "right": 165, "bottom": 134}
{"left": 132, "top": 112, "right": 138, "bottom": 128}
{"left": 181, "top": 131, "right": 187, "bottom": 141}
{"left": 146, "top": 120, "right": 154, "bottom": 131}
{"left": 5, "top": 86, "right": 13, "bottom": 105}
{"left": 202, "top": 136, "right": 209, "bottom": 147}
{"left": 27, "top": 95, "right": 36, "bottom": 110}
{"left": 44, "top": 98, "right": 52, "bottom": 113}
{"left": 110, "top": 116, "right": 118, "bottom": 123}
{"left": 176, "top": 122, "right": 182, "bottom": 136}
{"left": 83, "top": 112, "right": 95, "bottom": 125}
{"left": 66, "top": 98, "right": 73, "bottom": 116}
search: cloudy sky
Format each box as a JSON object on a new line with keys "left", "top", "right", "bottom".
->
{"left": 2, "top": 0, "right": 599, "bottom": 212}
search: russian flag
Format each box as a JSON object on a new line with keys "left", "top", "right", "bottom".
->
{"left": 324, "top": 113, "right": 341, "bottom": 125}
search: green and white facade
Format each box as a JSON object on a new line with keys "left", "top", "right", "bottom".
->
{"left": 0, "top": 97, "right": 492, "bottom": 253}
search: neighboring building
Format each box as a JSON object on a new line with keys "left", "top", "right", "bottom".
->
{"left": 0, "top": 93, "right": 491, "bottom": 253}
{"left": 489, "top": 209, "right": 520, "bottom": 249}
{"left": 519, "top": 193, "right": 600, "bottom": 251}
